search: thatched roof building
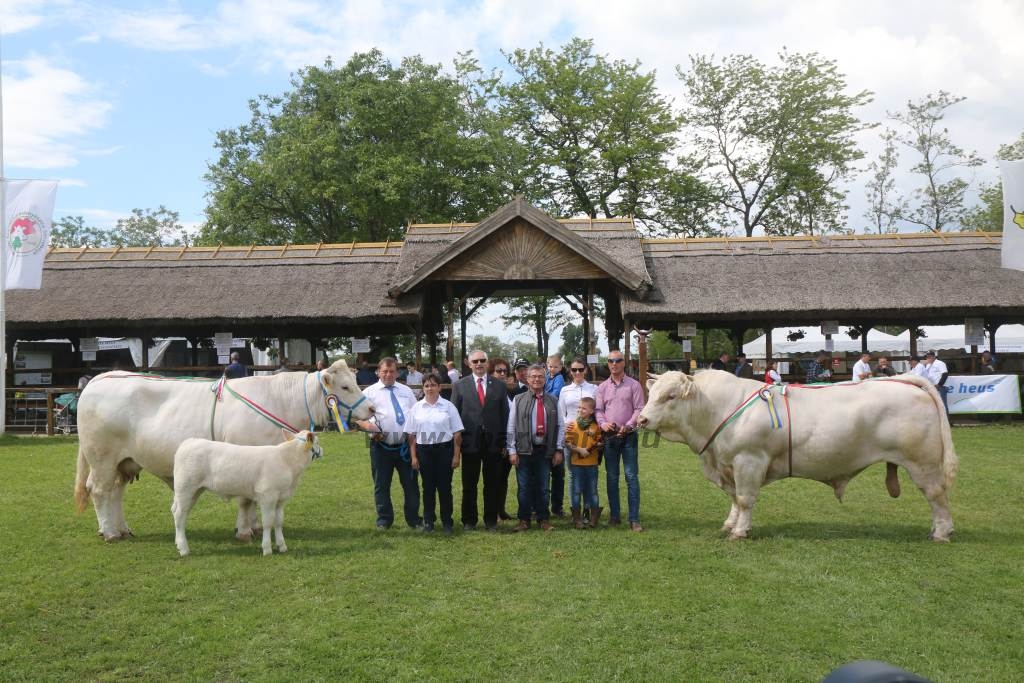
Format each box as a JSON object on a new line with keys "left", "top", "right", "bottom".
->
{"left": 6, "top": 199, "right": 1023, "bottom": 352}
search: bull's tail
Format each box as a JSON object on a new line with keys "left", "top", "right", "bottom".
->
{"left": 897, "top": 373, "right": 958, "bottom": 491}
{"left": 74, "top": 447, "right": 90, "bottom": 513}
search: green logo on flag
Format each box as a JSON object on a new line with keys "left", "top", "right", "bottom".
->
{"left": 8, "top": 212, "right": 45, "bottom": 256}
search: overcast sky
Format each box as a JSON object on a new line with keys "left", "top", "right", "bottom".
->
{"left": 3, "top": 0, "right": 1022, "bottom": 351}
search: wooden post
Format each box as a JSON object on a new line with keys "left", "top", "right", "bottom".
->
{"left": 140, "top": 338, "right": 151, "bottom": 371}
{"left": 637, "top": 329, "right": 649, "bottom": 399}
{"left": 586, "top": 282, "right": 596, "bottom": 382}
{"left": 622, "top": 316, "right": 631, "bottom": 369}
{"left": 460, "top": 299, "right": 468, "bottom": 374}
{"left": 445, "top": 283, "right": 455, "bottom": 362}
{"left": 764, "top": 327, "right": 774, "bottom": 365}
{"left": 46, "top": 391, "right": 55, "bottom": 436}
{"left": 909, "top": 325, "right": 919, "bottom": 358}
{"left": 415, "top": 323, "right": 423, "bottom": 370}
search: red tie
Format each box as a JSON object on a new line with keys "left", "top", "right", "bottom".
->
{"left": 535, "top": 393, "right": 546, "bottom": 436}
{"left": 477, "top": 377, "right": 486, "bottom": 405}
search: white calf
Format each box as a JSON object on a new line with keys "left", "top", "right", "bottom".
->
{"left": 171, "top": 429, "right": 322, "bottom": 556}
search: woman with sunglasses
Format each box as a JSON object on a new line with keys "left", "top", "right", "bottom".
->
{"left": 558, "top": 357, "right": 598, "bottom": 527}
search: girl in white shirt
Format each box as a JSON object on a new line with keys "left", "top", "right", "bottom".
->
{"left": 405, "top": 374, "right": 464, "bottom": 533}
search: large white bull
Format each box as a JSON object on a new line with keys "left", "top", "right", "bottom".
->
{"left": 74, "top": 360, "right": 373, "bottom": 541}
{"left": 637, "top": 371, "right": 957, "bottom": 541}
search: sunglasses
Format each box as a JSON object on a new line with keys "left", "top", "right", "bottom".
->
{"left": 469, "top": 359, "right": 488, "bottom": 364}
{"left": 608, "top": 358, "right": 624, "bottom": 364}
{"left": 494, "top": 368, "right": 508, "bottom": 374}
{"left": 570, "top": 367, "right": 586, "bottom": 373}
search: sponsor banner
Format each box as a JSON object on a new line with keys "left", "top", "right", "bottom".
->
{"left": 947, "top": 375, "right": 1022, "bottom": 414}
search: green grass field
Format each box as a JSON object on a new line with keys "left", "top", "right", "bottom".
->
{"left": 1, "top": 427, "right": 1022, "bottom": 682}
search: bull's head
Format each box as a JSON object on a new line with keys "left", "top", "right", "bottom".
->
{"left": 320, "top": 359, "right": 375, "bottom": 422}
{"left": 636, "top": 371, "right": 697, "bottom": 443}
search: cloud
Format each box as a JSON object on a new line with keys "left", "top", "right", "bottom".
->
{"left": 3, "top": 56, "right": 112, "bottom": 170}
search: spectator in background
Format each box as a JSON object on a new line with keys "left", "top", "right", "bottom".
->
{"left": 734, "top": 353, "right": 754, "bottom": 379}
{"left": 908, "top": 355, "right": 928, "bottom": 377}
{"left": 355, "top": 359, "right": 378, "bottom": 386}
{"left": 710, "top": 352, "right": 729, "bottom": 371}
{"left": 446, "top": 361, "right": 460, "bottom": 385}
{"left": 272, "top": 356, "right": 290, "bottom": 374}
{"left": 851, "top": 352, "right": 872, "bottom": 383}
{"left": 510, "top": 358, "right": 530, "bottom": 396}
{"left": 765, "top": 360, "right": 781, "bottom": 385}
{"left": 874, "top": 356, "right": 896, "bottom": 377}
{"left": 224, "top": 352, "right": 247, "bottom": 379}
{"left": 404, "top": 362, "right": 424, "bottom": 398}
{"left": 979, "top": 350, "right": 997, "bottom": 374}
{"left": 923, "top": 350, "right": 950, "bottom": 414}
{"left": 316, "top": 358, "right": 328, "bottom": 371}
{"left": 806, "top": 353, "right": 832, "bottom": 384}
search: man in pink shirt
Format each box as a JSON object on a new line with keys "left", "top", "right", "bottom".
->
{"left": 594, "top": 349, "right": 646, "bottom": 531}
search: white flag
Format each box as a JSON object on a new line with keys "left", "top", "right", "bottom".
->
{"left": 3, "top": 180, "right": 58, "bottom": 290}
{"left": 999, "top": 160, "right": 1024, "bottom": 271}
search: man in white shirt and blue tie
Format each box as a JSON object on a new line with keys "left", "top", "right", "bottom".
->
{"left": 356, "top": 357, "right": 422, "bottom": 531}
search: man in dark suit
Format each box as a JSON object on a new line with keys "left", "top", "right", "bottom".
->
{"left": 451, "top": 349, "right": 510, "bottom": 531}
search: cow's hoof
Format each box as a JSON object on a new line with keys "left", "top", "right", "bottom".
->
{"left": 119, "top": 530, "right": 134, "bottom": 539}
{"left": 103, "top": 533, "right": 124, "bottom": 543}
{"left": 177, "top": 547, "right": 190, "bottom": 557}
{"left": 262, "top": 548, "right": 272, "bottom": 557}
{"left": 235, "top": 530, "right": 253, "bottom": 542}
{"left": 728, "top": 531, "right": 748, "bottom": 541}
{"left": 720, "top": 524, "right": 734, "bottom": 534}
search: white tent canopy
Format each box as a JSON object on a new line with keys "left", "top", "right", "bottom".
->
{"left": 743, "top": 327, "right": 902, "bottom": 358}
{"left": 744, "top": 324, "right": 1024, "bottom": 358}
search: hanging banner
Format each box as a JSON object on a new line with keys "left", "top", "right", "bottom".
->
{"left": 947, "top": 375, "right": 1022, "bottom": 414}
{"left": 964, "top": 319, "right": 985, "bottom": 347}
{"left": 999, "top": 159, "right": 1024, "bottom": 271}
{"left": 4, "top": 180, "right": 59, "bottom": 290}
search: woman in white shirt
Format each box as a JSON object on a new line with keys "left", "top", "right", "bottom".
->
{"left": 405, "top": 373, "right": 464, "bottom": 534}
{"left": 557, "top": 357, "right": 598, "bottom": 517}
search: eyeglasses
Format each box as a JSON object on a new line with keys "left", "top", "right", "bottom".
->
{"left": 494, "top": 368, "right": 508, "bottom": 374}
{"left": 608, "top": 358, "right": 624, "bottom": 364}
{"left": 469, "top": 359, "right": 487, "bottom": 364}
{"left": 570, "top": 367, "right": 586, "bottom": 373}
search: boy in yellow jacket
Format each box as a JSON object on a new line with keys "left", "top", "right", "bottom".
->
{"left": 563, "top": 396, "right": 604, "bottom": 528}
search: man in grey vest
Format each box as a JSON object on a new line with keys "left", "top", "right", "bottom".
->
{"left": 506, "top": 364, "right": 565, "bottom": 531}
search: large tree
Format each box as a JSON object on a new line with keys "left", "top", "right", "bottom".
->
{"left": 678, "top": 51, "right": 872, "bottom": 236}
{"left": 889, "top": 91, "right": 983, "bottom": 232}
{"left": 863, "top": 129, "right": 908, "bottom": 233}
{"left": 961, "top": 131, "right": 1024, "bottom": 232}
{"left": 200, "top": 51, "right": 503, "bottom": 245}
{"left": 499, "top": 38, "right": 696, "bottom": 229}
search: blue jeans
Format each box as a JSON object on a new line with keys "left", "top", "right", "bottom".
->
{"left": 516, "top": 446, "right": 551, "bottom": 522}
{"left": 418, "top": 441, "right": 455, "bottom": 528}
{"left": 570, "top": 464, "right": 600, "bottom": 510}
{"left": 604, "top": 432, "right": 640, "bottom": 523}
{"left": 370, "top": 441, "right": 422, "bottom": 528}
{"left": 939, "top": 384, "right": 949, "bottom": 414}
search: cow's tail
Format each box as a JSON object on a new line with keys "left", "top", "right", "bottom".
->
{"left": 897, "top": 373, "right": 958, "bottom": 491}
{"left": 74, "top": 447, "right": 90, "bottom": 513}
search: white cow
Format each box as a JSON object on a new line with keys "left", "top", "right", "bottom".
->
{"left": 74, "top": 359, "right": 373, "bottom": 542}
{"left": 637, "top": 371, "right": 957, "bottom": 541}
{"left": 172, "top": 430, "right": 322, "bottom": 556}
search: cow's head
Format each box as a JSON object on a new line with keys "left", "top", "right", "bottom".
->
{"left": 319, "top": 359, "right": 375, "bottom": 421}
{"left": 637, "top": 371, "right": 697, "bottom": 443}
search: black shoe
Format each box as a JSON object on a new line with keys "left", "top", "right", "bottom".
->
{"left": 463, "top": 523, "right": 477, "bottom": 531}
{"left": 485, "top": 524, "right": 499, "bottom": 532}
{"left": 443, "top": 526, "right": 454, "bottom": 535}
{"left": 498, "top": 511, "right": 513, "bottom": 521}
{"left": 552, "top": 509, "right": 566, "bottom": 518}
{"left": 375, "top": 523, "right": 390, "bottom": 531}
{"left": 421, "top": 523, "right": 434, "bottom": 533}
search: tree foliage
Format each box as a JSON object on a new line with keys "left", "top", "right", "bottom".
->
{"left": 678, "top": 51, "right": 872, "bottom": 236}
{"left": 200, "top": 51, "right": 504, "bottom": 246}
{"left": 889, "top": 91, "right": 983, "bottom": 232}
{"left": 499, "top": 38, "right": 712, "bottom": 233}
{"left": 863, "top": 129, "right": 908, "bottom": 233}
{"left": 961, "top": 131, "right": 1024, "bottom": 232}
{"left": 50, "top": 207, "right": 187, "bottom": 248}
{"left": 498, "top": 296, "right": 574, "bottom": 359}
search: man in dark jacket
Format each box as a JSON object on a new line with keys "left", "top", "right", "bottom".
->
{"left": 450, "top": 349, "right": 510, "bottom": 531}
{"left": 734, "top": 353, "right": 754, "bottom": 379}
